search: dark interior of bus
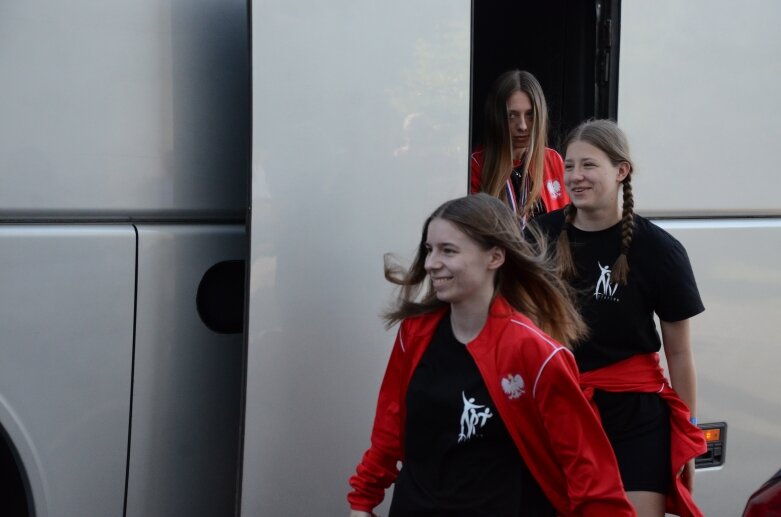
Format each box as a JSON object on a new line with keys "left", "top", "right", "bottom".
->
{"left": 0, "top": 431, "right": 28, "bottom": 517}
{"left": 470, "top": 0, "right": 620, "bottom": 153}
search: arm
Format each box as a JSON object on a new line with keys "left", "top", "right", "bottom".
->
{"left": 661, "top": 318, "right": 696, "bottom": 418}
{"left": 543, "top": 148, "right": 569, "bottom": 208}
{"left": 661, "top": 317, "right": 698, "bottom": 491}
{"left": 534, "top": 350, "right": 636, "bottom": 517}
{"left": 347, "top": 327, "right": 407, "bottom": 513}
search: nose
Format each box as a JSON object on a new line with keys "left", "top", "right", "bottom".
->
{"left": 424, "top": 250, "right": 439, "bottom": 272}
{"left": 567, "top": 165, "right": 584, "bottom": 182}
{"left": 518, "top": 117, "right": 528, "bottom": 132}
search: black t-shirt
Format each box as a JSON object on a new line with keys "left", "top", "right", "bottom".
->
{"left": 532, "top": 210, "right": 705, "bottom": 372}
{"left": 389, "top": 315, "right": 554, "bottom": 517}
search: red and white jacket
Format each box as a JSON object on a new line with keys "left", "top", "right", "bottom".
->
{"left": 470, "top": 147, "right": 569, "bottom": 214}
{"left": 580, "top": 353, "right": 708, "bottom": 517}
{"left": 348, "top": 296, "right": 635, "bottom": 516}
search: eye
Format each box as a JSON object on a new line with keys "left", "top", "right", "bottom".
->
{"left": 564, "top": 163, "right": 574, "bottom": 171}
{"left": 442, "top": 247, "right": 456, "bottom": 255}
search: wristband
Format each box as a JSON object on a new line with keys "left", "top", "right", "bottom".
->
{"left": 690, "top": 417, "right": 698, "bottom": 425}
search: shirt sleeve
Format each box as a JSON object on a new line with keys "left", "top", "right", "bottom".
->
{"left": 543, "top": 148, "right": 570, "bottom": 209}
{"left": 347, "top": 325, "right": 407, "bottom": 511}
{"left": 655, "top": 234, "right": 705, "bottom": 322}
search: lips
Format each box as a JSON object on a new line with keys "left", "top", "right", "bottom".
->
{"left": 431, "top": 276, "right": 453, "bottom": 288}
{"left": 569, "top": 186, "right": 590, "bottom": 194}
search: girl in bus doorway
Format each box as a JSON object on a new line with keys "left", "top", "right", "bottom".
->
{"left": 531, "top": 119, "right": 707, "bottom": 517}
{"left": 348, "top": 193, "right": 635, "bottom": 517}
{"left": 471, "top": 70, "right": 569, "bottom": 226}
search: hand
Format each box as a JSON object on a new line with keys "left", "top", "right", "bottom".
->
{"left": 349, "top": 511, "right": 375, "bottom": 517}
{"left": 680, "top": 459, "right": 695, "bottom": 493}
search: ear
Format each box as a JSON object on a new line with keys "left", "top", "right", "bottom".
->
{"left": 487, "top": 246, "right": 505, "bottom": 270}
{"left": 616, "top": 161, "right": 631, "bottom": 183}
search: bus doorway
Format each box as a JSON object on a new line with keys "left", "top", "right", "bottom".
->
{"left": 471, "top": 0, "right": 620, "bottom": 150}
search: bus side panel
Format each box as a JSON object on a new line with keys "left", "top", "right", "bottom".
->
{"left": 0, "top": 226, "right": 135, "bottom": 517}
{"left": 125, "top": 225, "right": 245, "bottom": 517}
{"left": 657, "top": 221, "right": 781, "bottom": 516}
{"left": 1, "top": 1, "right": 251, "bottom": 515}
{"left": 242, "top": 1, "right": 471, "bottom": 514}
{"left": 0, "top": 0, "right": 248, "bottom": 220}
{"left": 618, "top": 0, "right": 781, "bottom": 217}
{"left": 619, "top": 2, "right": 781, "bottom": 511}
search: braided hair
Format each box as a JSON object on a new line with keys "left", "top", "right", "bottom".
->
{"left": 555, "top": 120, "right": 635, "bottom": 285}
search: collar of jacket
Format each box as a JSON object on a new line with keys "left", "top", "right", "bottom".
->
{"left": 403, "top": 294, "right": 517, "bottom": 350}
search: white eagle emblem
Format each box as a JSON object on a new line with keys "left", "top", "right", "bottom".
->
{"left": 501, "top": 374, "right": 525, "bottom": 399}
{"left": 546, "top": 179, "right": 562, "bottom": 198}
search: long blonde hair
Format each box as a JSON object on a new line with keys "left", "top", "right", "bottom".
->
{"left": 384, "top": 194, "right": 586, "bottom": 346}
{"left": 481, "top": 70, "right": 549, "bottom": 217}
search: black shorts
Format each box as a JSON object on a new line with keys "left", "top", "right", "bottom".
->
{"left": 593, "top": 390, "right": 672, "bottom": 494}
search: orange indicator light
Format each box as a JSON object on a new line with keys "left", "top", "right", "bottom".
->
{"left": 703, "top": 429, "right": 721, "bottom": 443}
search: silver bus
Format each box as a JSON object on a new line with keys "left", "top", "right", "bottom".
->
{"left": 241, "top": 1, "right": 780, "bottom": 516}
{"left": 1, "top": 0, "right": 248, "bottom": 515}
{"left": 1, "top": 1, "right": 778, "bottom": 516}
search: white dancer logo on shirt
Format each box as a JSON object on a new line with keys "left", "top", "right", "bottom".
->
{"left": 458, "top": 391, "right": 493, "bottom": 443}
{"left": 501, "top": 373, "right": 525, "bottom": 400}
{"left": 594, "top": 261, "right": 620, "bottom": 302}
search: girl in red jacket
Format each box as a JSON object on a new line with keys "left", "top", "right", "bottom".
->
{"left": 348, "top": 193, "right": 635, "bottom": 516}
{"left": 471, "top": 70, "right": 569, "bottom": 225}
{"left": 531, "top": 120, "right": 707, "bottom": 517}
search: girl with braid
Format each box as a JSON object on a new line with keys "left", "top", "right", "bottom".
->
{"left": 471, "top": 70, "right": 569, "bottom": 226}
{"left": 530, "top": 120, "right": 707, "bottom": 517}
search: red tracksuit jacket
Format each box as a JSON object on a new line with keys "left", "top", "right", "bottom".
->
{"left": 580, "top": 353, "right": 708, "bottom": 517}
{"left": 470, "top": 147, "right": 570, "bottom": 214}
{"left": 348, "top": 296, "right": 635, "bottom": 516}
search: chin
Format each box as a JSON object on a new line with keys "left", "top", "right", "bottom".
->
{"left": 435, "top": 292, "right": 453, "bottom": 303}
{"left": 436, "top": 289, "right": 465, "bottom": 303}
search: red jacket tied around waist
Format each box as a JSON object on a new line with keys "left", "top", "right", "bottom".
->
{"left": 580, "top": 352, "right": 708, "bottom": 517}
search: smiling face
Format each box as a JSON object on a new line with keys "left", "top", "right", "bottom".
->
{"left": 506, "top": 90, "right": 534, "bottom": 158}
{"left": 564, "top": 140, "right": 630, "bottom": 222}
{"left": 424, "top": 218, "right": 503, "bottom": 309}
